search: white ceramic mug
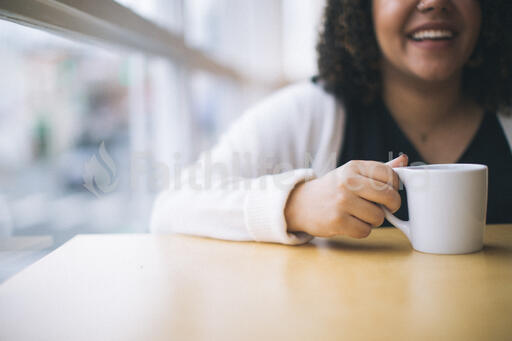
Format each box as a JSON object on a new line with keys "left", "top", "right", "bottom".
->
{"left": 383, "top": 164, "right": 488, "bottom": 254}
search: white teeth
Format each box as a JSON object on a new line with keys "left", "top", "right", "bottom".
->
{"left": 411, "top": 29, "right": 454, "bottom": 40}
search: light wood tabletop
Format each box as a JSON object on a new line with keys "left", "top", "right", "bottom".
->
{"left": 0, "top": 225, "right": 511, "bottom": 341}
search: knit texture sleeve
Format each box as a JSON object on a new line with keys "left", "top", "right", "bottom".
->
{"left": 150, "top": 82, "right": 328, "bottom": 245}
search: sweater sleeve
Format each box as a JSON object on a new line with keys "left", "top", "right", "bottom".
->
{"left": 150, "top": 83, "right": 323, "bottom": 245}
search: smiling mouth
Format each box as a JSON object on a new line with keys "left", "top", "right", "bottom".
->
{"left": 408, "top": 29, "right": 456, "bottom": 42}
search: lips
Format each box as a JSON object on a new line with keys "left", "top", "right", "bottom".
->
{"left": 411, "top": 29, "right": 454, "bottom": 41}
{"left": 407, "top": 23, "right": 458, "bottom": 42}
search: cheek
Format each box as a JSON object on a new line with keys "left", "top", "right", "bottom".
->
{"left": 373, "top": 0, "right": 413, "bottom": 53}
{"left": 461, "top": 2, "right": 482, "bottom": 43}
{"left": 454, "top": 0, "right": 482, "bottom": 22}
{"left": 454, "top": 0, "right": 482, "bottom": 57}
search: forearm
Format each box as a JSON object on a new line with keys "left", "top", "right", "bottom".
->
{"left": 150, "top": 169, "right": 316, "bottom": 245}
{"left": 284, "top": 180, "right": 309, "bottom": 233}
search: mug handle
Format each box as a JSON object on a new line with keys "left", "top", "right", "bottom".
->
{"left": 382, "top": 207, "right": 411, "bottom": 241}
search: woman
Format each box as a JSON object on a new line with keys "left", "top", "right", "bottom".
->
{"left": 151, "top": 0, "right": 512, "bottom": 245}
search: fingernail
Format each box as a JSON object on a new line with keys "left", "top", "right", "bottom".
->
{"left": 401, "top": 154, "right": 408, "bottom": 166}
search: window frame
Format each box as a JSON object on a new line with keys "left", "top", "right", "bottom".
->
{"left": 0, "top": 0, "right": 281, "bottom": 88}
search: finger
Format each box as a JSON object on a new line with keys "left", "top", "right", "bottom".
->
{"left": 340, "top": 214, "right": 372, "bottom": 239}
{"left": 352, "top": 161, "right": 401, "bottom": 191}
{"left": 347, "top": 174, "right": 402, "bottom": 212}
{"left": 342, "top": 194, "right": 386, "bottom": 227}
{"left": 386, "top": 154, "right": 409, "bottom": 168}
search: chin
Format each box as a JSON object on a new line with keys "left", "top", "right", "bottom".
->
{"left": 411, "top": 65, "right": 462, "bottom": 83}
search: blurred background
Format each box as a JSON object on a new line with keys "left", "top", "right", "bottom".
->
{"left": 0, "top": 0, "right": 325, "bottom": 282}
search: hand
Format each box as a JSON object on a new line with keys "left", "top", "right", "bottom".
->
{"left": 285, "top": 155, "right": 408, "bottom": 238}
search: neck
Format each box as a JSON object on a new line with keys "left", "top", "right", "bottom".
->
{"left": 381, "top": 62, "right": 466, "bottom": 129}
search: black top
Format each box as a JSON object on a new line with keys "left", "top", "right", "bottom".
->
{"left": 337, "top": 100, "right": 512, "bottom": 224}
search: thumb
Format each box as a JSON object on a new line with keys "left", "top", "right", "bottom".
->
{"left": 386, "top": 154, "right": 408, "bottom": 168}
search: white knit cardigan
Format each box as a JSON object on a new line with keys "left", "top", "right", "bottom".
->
{"left": 150, "top": 81, "right": 512, "bottom": 245}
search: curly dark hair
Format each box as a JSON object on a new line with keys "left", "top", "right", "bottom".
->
{"left": 316, "top": 0, "right": 512, "bottom": 113}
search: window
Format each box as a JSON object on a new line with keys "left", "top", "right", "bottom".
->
{"left": 0, "top": 20, "right": 137, "bottom": 281}
{"left": 0, "top": 0, "right": 324, "bottom": 282}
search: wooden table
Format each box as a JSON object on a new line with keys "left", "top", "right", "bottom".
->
{"left": 1, "top": 225, "right": 511, "bottom": 341}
